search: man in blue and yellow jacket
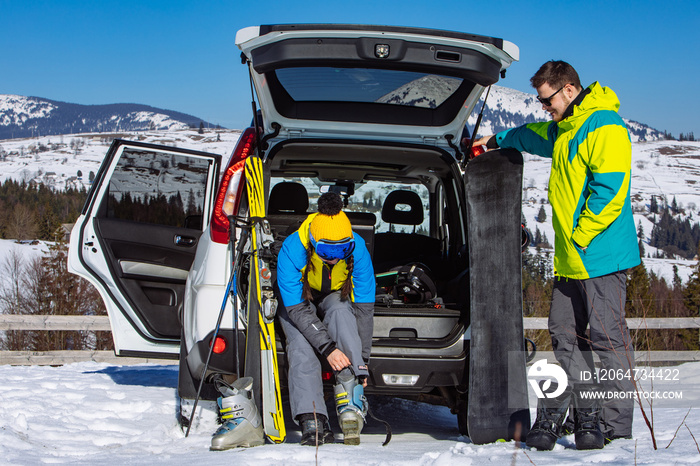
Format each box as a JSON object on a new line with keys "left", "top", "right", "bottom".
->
{"left": 476, "top": 60, "right": 640, "bottom": 451}
{"left": 276, "top": 192, "right": 375, "bottom": 446}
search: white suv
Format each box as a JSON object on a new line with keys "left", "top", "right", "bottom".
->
{"left": 68, "top": 24, "right": 529, "bottom": 443}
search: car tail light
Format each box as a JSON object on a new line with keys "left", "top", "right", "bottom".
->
{"left": 210, "top": 128, "right": 257, "bottom": 244}
{"left": 211, "top": 336, "right": 227, "bottom": 354}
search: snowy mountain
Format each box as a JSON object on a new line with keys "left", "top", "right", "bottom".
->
{"left": 468, "top": 85, "right": 665, "bottom": 142}
{"left": 2, "top": 85, "right": 664, "bottom": 143}
{"left": 0, "top": 95, "right": 216, "bottom": 140}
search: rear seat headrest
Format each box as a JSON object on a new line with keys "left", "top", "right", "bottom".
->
{"left": 381, "top": 190, "right": 423, "bottom": 225}
{"left": 269, "top": 182, "right": 309, "bottom": 214}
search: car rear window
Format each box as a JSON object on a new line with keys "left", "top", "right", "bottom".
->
{"left": 276, "top": 67, "right": 463, "bottom": 109}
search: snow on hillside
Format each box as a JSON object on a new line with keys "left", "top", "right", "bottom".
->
{"left": 0, "top": 239, "right": 49, "bottom": 291}
{"left": 0, "top": 95, "right": 216, "bottom": 140}
{"left": 0, "top": 95, "right": 57, "bottom": 126}
{"left": 0, "top": 130, "right": 698, "bottom": 283}
{"left": 0, "top": 129, "right": 242, "bottom": 189}
{"left": 1, "top": 361, "right": 699, "bottom": 464}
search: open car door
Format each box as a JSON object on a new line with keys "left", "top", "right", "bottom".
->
{"left": 68, "top": 139, "right": 221, "bottom": 359}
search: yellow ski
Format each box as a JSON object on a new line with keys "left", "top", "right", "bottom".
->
{"left": 245, "top": 155, "right": 286, "bottom": 443}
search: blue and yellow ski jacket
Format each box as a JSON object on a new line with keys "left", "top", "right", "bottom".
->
{"left": 277, "top": 213, "right": 375, "bottom": 306}
{"left": 496, "top": 82, "right": 640, "bottom": 279}
{"left": 276, "top": 213, "right": 375, "bottom": 358}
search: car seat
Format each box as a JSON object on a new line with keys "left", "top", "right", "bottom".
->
{"left": 268, "top": 182, "right": 309, "bottom": 215}
{"left": 373, "top": 190, "right": 442, "bottom": 272}
{"left": 267, "top": 182, "right": 310, "bottom": 237}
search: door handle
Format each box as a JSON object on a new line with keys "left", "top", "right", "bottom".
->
{"left": 174, "top": 235, "right": 197, "bottom": 247}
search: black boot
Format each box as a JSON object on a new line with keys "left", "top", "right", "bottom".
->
{"left": 573, "top": 390, "right": 604, "bottom": 450}
{"left": 525, "top": 385, "right": 571, "bottom": 451}
{"left": 299, "top": 413, "right": 335, "bottom": 446}
{"left": 526, "top": 404, "right": 569, "bottom": 450}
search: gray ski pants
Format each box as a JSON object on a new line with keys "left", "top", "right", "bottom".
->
{"left": 278, "top": 291, "right": 368, "bottom": 421}
{"left": 549, "top": 271, "right": 634, "bottom": 437}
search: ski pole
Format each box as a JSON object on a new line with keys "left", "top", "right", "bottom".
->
{"left": 231, "top": 225, "right": 249, "bottom": 379}
{"left": 185, "top": 267, "right": 235, "bottom": 438}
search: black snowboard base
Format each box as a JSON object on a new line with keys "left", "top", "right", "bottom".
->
{"left": 464, "top": 149, "right": 531, "bottom": 444}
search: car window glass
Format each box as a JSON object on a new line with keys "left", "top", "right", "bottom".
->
{"left": 106, "top": 148, "right": 212, "bottom": 229}
{"left": 276, "top": 67, "right": 463, "bottom": 109}
{"left": 270, "top": 177, "right": 430, "bottom": 237}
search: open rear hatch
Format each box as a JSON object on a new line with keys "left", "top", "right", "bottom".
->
{"left": 236, "top": 24, "right": 518, "bottom": 148}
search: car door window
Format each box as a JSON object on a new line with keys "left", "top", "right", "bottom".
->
{"left": 106, "top": 148, "right": 211, "bottom": 230}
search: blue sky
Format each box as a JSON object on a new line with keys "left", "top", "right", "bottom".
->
{"left": 2, "top": 0, "right": 698, "bottom": 136}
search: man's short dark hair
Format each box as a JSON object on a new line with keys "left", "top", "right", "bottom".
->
{"left": 530, "top": 60, "right": 582, "bottom": 91}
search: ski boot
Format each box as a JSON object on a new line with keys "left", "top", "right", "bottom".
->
{"left": 525, "top": 384, "right": 571, "bottom": 451}
{"left": 573, "top": 388, "right": 604, "bottom": 450}
{"left": 298, "top": 413, "right": 335, "bottom": 446}
{"left": 210, "top": 377, "right": 265, "bottom": 450}
{"left": 333, "top": 368, "right": 367, "bottom": 445}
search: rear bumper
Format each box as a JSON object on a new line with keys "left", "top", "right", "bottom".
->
{"left": 365, "top": 352, "right": 467, "bottom": 395}
{"left": 185, "top": 328, "right": 467, "bottom": 395}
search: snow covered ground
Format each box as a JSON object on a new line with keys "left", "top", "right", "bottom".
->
{"left": 1, "top": 361, "right": 699, "bottom": 465}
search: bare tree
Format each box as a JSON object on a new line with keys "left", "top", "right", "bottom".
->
{"left": 0, "top": 243, "right": 111, "bottom": 351}
{"left": 6, "top": 204, "right": 38, "bottom": 241}
{"left": 0, "top": 250, "right": 31, "bottom": 350}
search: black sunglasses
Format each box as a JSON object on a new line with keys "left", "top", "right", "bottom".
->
{"left": 536, "top": 86, "right": 565, "bottom": 107}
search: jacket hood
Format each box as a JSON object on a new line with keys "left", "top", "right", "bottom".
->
{"left": 576, "top": 82, "right": 620, "bottom": 114}
{"left": 560, "top": 82, "right": 620, "bottom": 130}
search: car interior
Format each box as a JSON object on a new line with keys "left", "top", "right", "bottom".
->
{"left": 261, "top": 140, "right": 470, "bottom": 356}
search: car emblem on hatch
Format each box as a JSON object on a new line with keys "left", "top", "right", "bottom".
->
{"left": 375, "top": 44, "right": 390, "bottom": 59}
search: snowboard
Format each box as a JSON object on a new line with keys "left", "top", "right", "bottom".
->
{"left": 244, "top": 155, "right": 286, "bottom": 444}
{"left": 464, "top": 148, "right": 530, "bottom": 444}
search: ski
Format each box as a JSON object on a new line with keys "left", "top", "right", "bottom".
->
{"left": 244, "top": 155, "right": 286, "bottom": 444}
{"left": 464, "top": 148, "right": 530, "bottom": 444}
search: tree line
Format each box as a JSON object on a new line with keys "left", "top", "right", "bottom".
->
{"left": 0, "top": 179, "right": 87, "bottom": 241}
{"left": 649, "top": 204, "right": 700, "bottom": 259}
{"left": 0, "top": 242, "right": 112, "bottom": 352}
{"left": 522, "top": 243, "right": 700, "bottom": 353}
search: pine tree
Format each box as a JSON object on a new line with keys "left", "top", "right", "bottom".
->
{"left": 626, "top": 262, "right": 653, "bottom": 318}
{"left": 650, "top": 195, "right": 658, "bottom": 214}
{"left": 684, "top": 242, "right": 700, "bottom": 314}
{"left": 536, "top": 205, "right": 547, "bottom": 223}
{"left": 673, "top": 265, "right": 683, "bottom": 290}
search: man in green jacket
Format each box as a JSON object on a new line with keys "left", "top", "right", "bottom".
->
{"left": 475, "top": 60, "right": 640, "bottom": 450}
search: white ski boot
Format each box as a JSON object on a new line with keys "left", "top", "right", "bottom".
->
{"left": 210, "top": 377, "right": 265, "bottom": 450}
{"left": 334, "top": 368, "right": 367, "bottom": 445}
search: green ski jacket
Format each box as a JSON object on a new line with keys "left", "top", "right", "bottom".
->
{"left": 496, "top": 82, "right": 641, "bottom": 279}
